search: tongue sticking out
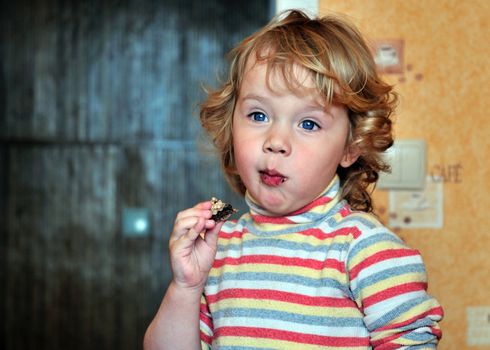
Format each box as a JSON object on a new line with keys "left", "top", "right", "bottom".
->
{"left": 260, "top": 172, "right": 286, "bottom": 186}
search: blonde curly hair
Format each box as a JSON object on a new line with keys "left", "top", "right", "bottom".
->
{"left": 200, "top": 10, "right": 397, "bottom": 213}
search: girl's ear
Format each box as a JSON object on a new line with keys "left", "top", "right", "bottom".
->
{"left": 340, "top": 143, "right": 361, "bottom": 168}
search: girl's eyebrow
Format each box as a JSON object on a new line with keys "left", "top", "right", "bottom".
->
{"left": 240, "top": 93, "right": 326, "bottom": 112}
{"left": 240, "top": 93, "right": 267, "bottom": 103}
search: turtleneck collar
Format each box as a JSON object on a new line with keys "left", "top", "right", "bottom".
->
{"left": 242, "top": 175, "right": 346, "bottom": 235}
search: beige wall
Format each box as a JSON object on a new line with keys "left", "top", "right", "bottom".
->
{"left": 319, "top": 1, "right": 490, "bottom": 349}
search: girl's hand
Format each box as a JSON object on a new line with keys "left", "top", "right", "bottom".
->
{"left": 168, "top": 201, "right": 223, "bottom": 291}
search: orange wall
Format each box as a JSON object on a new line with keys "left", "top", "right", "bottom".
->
{"left": 319, "top": 1, "right": 490, "bottom": 349}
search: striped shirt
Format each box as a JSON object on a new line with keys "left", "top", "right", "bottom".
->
{"left": 200, "top": 176, "right": 443, "bottom": 349}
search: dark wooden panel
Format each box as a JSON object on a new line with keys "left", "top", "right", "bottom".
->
{"left": 5, "top": 144, "right": 244, "bottom": 349}
{"left": 6, "top": 146, "right": 118, "bottom": 349}
{"left": 0, "top": 145, "right": 7, "bottom": 347}
{"left": 2, "top": 0, "right": 271, "bottom": 142}
{"left": 1, "top": 0, "right": 270, "bottom": 349}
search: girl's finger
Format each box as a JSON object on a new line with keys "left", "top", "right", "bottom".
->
{"left": 173, "top": 216, "right": 215, "bottom": 244}
{"left": 175, "top": 202, "right": 212, "bottom": 221}
{"left": 203, "top": 221, "right": 224, "bottom": 247}
{"left": 171, "top": 216, "right": 201, "bottom": 241}
{"left": 185, "top": 217, "right": 208, "bottom": 242}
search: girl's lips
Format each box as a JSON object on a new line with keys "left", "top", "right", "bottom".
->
{"left": 259, "top": 170, "right": 287, "bottom": 186}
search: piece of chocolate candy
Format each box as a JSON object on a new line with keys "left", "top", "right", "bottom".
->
{"left": 210, "top": 197, "right": 238, "bottom": 222}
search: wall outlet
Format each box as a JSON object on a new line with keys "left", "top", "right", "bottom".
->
{"left": 467, "top": 306, "right": 490, "bottom": 346}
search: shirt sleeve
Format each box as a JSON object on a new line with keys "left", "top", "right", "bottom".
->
{"left": 199, "top": 293, "right": 214, "bottom": 349}
{"left": 346, "top": 228, "right": 444, "bottom": 349}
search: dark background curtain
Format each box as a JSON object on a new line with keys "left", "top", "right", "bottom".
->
{"left": 0, "top": 1, "right": 272, "bottom": 349}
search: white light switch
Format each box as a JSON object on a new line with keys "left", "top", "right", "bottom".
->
{"left": 378, "top": 139, "right": 427, "bottom": 190}
{"left": 467, "top": 306, "right": 490, "bottom": 345}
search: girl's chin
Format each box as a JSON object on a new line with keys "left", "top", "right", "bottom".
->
{"left": 257, "top": 187, "right": 320, "bottom": 216}
{"left": 255, "top": 190, "right": 295, "bottom": 216}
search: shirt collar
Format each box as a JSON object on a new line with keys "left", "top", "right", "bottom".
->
{"left": 243, "top": 175, "right": 344, "bottom": 233}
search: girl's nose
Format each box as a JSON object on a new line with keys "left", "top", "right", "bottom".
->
{"left": 263, "top": 129, "right": 291, "bottom": 155}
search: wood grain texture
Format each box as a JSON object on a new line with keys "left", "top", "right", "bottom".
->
{"left": 1, "top": 0, "right": 270, "bottom": 349}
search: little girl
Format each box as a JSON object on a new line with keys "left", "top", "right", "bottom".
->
{"left": 144, "top": 10, "right": 443, "bottom": 349}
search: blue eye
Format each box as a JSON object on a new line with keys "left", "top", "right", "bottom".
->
{"left": 300, "top": 120, "right": 319, "bottom": 131}
{"left": 248, "top": 112, "right": 268, "bottom": 122}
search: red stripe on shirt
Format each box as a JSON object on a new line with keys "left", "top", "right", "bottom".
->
{"left": 212, "top": 255, "right": 345, "bottom": 272}
{"left": 371, "top": 332, "right": 408, "bottom": 348}
{"left": 216, "top": 326, "right": 370, "bottom": 346}
{"left": 339, "top": 206, "right": 351, "bottom": 217}
{"left": 299, "top": 226, "right": 362, "bottom": 240}
{"left": 200, "top": 311, "right": 213, "bottom": 330}
{"left": 288, "top": 196, "right": 333, "bottom": 215}
{"left": 349, "top": 248, "right": 419, "bottom": 280}
{"left": 373, "top": 341, "right": 405, "bottom": 350}
{"left": 221, "top": 226, "right": 361, "bottom": 241}
{"left": 219, "top": 230, "right": 246, "bottom": 240}
{"left": 206, "top": 288, "right": 356, "bottom": 308}
{"left": 372, "top": 323, "right": 442, "bottom": 348}
{"left": 375, "top": 306, "right": 444, "bottom": 332}
{"left": 432, "top": 325, "right": 443, "bottom": 339}
{"left": 200, "top": 332, "right": 213, "bottom": 345}
{"left": 363, "top": 282, "right": 428, "bottom": 308}
{"left": 250, "top": 214, "right": 296, "bottom": 224}
{"left": 372, "top": 325, "right": 433, "bottom": 348}
{"left": 200, "top": 301, "right": 214, "bottom": 330}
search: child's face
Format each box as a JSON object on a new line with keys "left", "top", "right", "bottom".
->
{"left": 232, "top": 59, "right": 358, "bottom": 216}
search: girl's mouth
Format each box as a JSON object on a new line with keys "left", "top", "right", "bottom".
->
{"left": 259, "top": 170, "right": 287, "bottom": 186}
